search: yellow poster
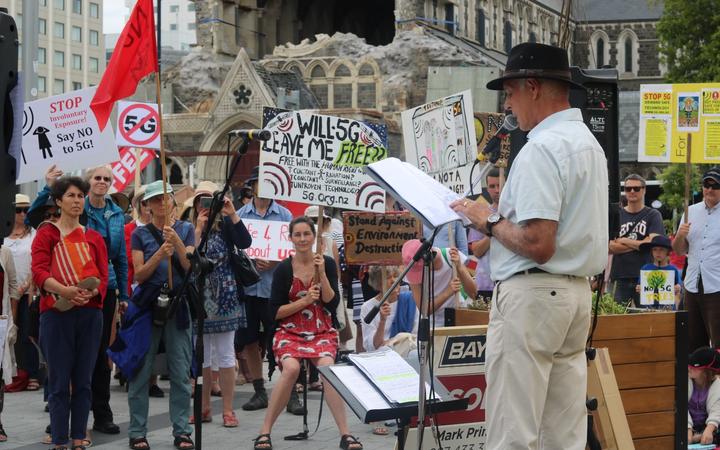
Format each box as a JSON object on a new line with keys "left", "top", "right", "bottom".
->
{"left": 639, "top": 83, "right": 720, "bottom": 163}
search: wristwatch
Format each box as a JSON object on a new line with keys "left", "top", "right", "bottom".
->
{"left": 486, "top": 213, "right": 504, "bottom": 237}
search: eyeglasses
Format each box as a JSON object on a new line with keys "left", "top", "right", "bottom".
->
{"left": 15, "top": 207, "right": 29, "bottom": 214}
{"left": 624, "top": 186, "right": 644, "bottom": 192}
{"left": 703, "top": 180, "right": 720, "bottom": 190}
{"left": 93, "top": 175, "right": 112, "bottom": 183}
{"left": 44, "top": 210, "right": 62, "bottom": 220}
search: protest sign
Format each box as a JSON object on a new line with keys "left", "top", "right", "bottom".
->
{"left": 639, "top": 269, "right": 676, "bottom": 306}
{"left": 116, "top": 101, "right": 161, "bottom": 149}
{"left": 342, "top": 211, "right": 423, "bottom": 265}
{"left": 260, "top": 107, "right": 387, "bottom": 212}
{"left": 638, "top": 83, "right": 720, "bottom": 163}
{"left": 110, "top": 147, "right": 156, "bottom": 192}
{"left": 243, "top": 218, "right": 295, "bottom": 262}
{"left": 401, "top": 90, "right": 478, "bottom": 194}
{"left": 19, "top": 87, "right": 118, "bottom": 184}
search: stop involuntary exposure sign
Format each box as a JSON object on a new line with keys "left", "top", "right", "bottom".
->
{"left": 116, "top": 101, "right": 161, "bottom": 149}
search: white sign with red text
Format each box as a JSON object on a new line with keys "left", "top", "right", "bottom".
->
{"left": 111, "top": 147, "right": 156, "bottom": 192}
{"left": 243, "top": 219, "right": 296, "bottom": 262}
{"left": 19, "top": 87, "right": 118, "bottom": 184}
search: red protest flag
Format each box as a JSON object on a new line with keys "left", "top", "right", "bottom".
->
{"left": 91, "top": 0, "right": 157, "bottom": 130}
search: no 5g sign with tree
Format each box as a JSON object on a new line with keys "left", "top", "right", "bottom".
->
{"left": 116, "top": 101, "right": 161, "bottom": 149}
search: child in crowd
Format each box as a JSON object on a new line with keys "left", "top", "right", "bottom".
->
{"left": 688, "top": 346, "right": 720, "bottom": 445}
{"left": 635, "top": 235, "right": 682, "bottom": 310}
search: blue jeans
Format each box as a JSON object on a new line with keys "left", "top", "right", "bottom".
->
{"left": 40, "top": 308, "right": 103, "bottom": 445}
{"left": 128, "top": 312, "right": 192, "bottom": 439}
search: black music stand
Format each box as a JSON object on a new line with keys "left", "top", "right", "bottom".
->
{"left": 318, "top": 363, "right": 468, "bottom": 450}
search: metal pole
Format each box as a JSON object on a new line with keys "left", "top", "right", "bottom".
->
{"left": 20, "top": 0, "right": 39, "bottom": 199}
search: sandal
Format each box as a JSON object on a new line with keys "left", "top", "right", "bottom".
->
{"left": 210, "top": 389, "right": 222, "bottom": 397}
{"left": 27, "top": 378, "right": 41, "bottom": 391}
{"left": 173, "top": 434, "right": 194, "bottom": 450}
{"left": 372, "top": 424, "right": 389, "bottom": 436}
{"left": 295, "top": 383, "right": 304, "bottom": 393}
{"left": 222, "top": 411, "right": 239, "bottom": 428}
{"left": 129, "top": 437, "right": 150, "bottom": 450}
{"left": 339, "top": 434, "right": 363, "bottom": 450}
{"left": 0, "top": 424, "right": 6, "bottom": 442}
{"left": 189, "top": 409, "right": 211, "bottom": 424}
{"left": 253, "top": 434, "right": 272, "bottom": 450}
{"left": 308, "top": 381, "right": 323, "bottom": 392}
{"left": 72, "top": 446, "right": 87, "bottom": 450}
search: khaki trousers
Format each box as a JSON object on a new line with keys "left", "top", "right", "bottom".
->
{"left": 486, "top": 273, "right": 591, "bottom": 450}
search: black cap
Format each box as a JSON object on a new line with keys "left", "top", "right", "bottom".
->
{"left": 703, "top": 166, "right": 720, "bottom": 184}
{"left": 689, "top": 346, "right": 720, "bottom": 370}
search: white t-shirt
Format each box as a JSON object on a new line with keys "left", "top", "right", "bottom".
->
{"left": 360, "top": 295, "right": 419, "bottom": 352}
{"left": 3, "top": 228, "right": 36, "bottom": 288}
{"left": 490, "top": 108, "right": 609, "bottom": 281}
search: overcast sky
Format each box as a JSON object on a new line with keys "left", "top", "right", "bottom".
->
{"left": 103, "top": 0, "right": 128, "bottom": 34}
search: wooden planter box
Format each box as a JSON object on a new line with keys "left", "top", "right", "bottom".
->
{"left": 448, "top": 309, "right": 688, "bottom": 449}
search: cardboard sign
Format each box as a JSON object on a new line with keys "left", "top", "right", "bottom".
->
{"left": 401, "top": 90, "right": 478, "bottom": 194}
{"left": 639, "top": 269, "right": 676, "bottom": 306}
{"left": 116, "top": 101, "right": 161, "bottom": 149}
{"left": 243, "top": 219, "right": 295, "bottom": 262}
{"left": 110, "top": 147, "right": 156, "bottom": 192}
{"left": 638, "top": 83, "right": 720, "bottom": 163}
{"left": 342, "top": 211, "right": 422, "bottom": 265}
{"left": 260, "top": 107, "right": 387, "bottom": 212}
{"left": 19, "top": 87, "right": 118, "bottom": 184}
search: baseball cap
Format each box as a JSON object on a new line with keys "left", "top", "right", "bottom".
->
{"left": 402, "top": 239, "right": 425, "bottom": 285}
{"left": 689, "top": 346, "right": 720, "bottom": 370}
{"left": 702, "top": 167, "right": 720, "bottom": 184}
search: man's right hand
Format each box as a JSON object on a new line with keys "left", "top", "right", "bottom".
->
{"left": 45, "top": 164, "right": 63, "bottom": 187}
{"left": 677, "top": 222, "right": 691, "bottom": 238}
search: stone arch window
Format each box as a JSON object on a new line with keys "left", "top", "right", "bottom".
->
{"left": 503, "top": 21, "right": 513, "bottom": 53}
{"left": 617, "top": 29, "right": 639, "bottom": 75}
{"left": 333, "top": 63, "right": 353, "bottom": 108}
{"left": 307, "top": 62, "right": 329, "bottom": 108}
{"left": 589, "top": 30, "right": 610, "bottom": 69}
{"left": 283, "top": 62, "right": 305, "bottom": 78}
{"left": 357, "top": 60, "right": 380, "bottom": 110}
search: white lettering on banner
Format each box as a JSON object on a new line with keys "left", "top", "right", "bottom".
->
{"left": 19, "top": 87, "right": 118, "bottom": 184}
{"left": 111, "top": 147, "right": 156, "bottom": 192}
{"left": 259, "top": 107, "right": 387, "bottom": 212}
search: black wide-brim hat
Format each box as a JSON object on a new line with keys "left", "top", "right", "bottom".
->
{"left": 487, "top": 42, "right": 585, "bottom": 91}
{"left": 639, "top": 234, "right": 672, "bottom": 252}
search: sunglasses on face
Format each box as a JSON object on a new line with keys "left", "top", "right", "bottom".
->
{"left": 624, "top": 186, "right": 644, "bottom": 192}
{"left": 93, "top": 175, "right": 112, "bottom": 183}
{"left": 15, "top": 207, "right": 29, "bottom": 214}
{"left": 703, "top": 180, "right": 720, "bottom": 190}
{"left": 44, "top": 210, "right": 61, "bottom": 220}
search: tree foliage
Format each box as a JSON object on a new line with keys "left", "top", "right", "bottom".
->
{"left": 657, "top": 163, "right": 706, "bottom": 232}
{"left": 656, "top": 0, "right": 720, "bottom": 83}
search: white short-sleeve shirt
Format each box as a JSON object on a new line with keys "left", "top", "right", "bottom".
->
{"left": 490, "top": 108, "right": 609, "bottom": 281}
{"left": 679, "top": 200, "right": 720, "bottom": 294}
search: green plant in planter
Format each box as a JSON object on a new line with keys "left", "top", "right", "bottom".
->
{"left": 592, "top": 292, "right": 630, "bottom": 315}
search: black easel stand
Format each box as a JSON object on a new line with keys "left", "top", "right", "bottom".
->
{"left": 171, "top": 134, "right": 251, "bottom": 450}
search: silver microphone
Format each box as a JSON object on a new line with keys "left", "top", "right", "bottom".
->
{"left": 228, "top": 129, "right": 272, "bottom": 141}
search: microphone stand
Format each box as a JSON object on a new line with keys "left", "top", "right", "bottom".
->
{"left": 172, "top": 133, "right": 252, "bottom": 450}
{"left": 362, "top": 228, "right": 440, "bottom": 450}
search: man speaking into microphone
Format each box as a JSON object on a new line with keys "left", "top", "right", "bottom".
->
{"left": 451, "top": 43, "right": 608, "bottom": 450}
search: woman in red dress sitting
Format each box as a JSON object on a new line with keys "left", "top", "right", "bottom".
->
{"left": 253, "top": 216, "right": 362, "bottom": 450}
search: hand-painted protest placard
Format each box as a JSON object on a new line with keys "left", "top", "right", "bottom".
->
{"left": 638, "top": 83, "right": 720, "bottom": 163}
{"left": 111, "top": 147, "right": 156, "bottom": 192}
{"left": 243, "top": 219, "right": 295, "bottom": 262}
{"left": 342, "top": 212, "right": 423, "bottom": 265}
{"left": 19, "top": 87, "right": 118, "bottom": 184}
{"left": 639, "top": 269, "right": 676, "bottom": 306}
{"left": 401, "top": 90, "right": 478, "bottom": 194}
{"left": 260, "top": 107, "right": 387, "bottom": 212}
{"left": 116, "top": 101, "right": 161, "bottom": 149}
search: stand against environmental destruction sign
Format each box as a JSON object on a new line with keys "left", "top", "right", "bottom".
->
{"left": 638, "top": 83, "right": 720, "bottom": 163}
{"left": 259, "top": 107, "right": 388, "bottom": 212}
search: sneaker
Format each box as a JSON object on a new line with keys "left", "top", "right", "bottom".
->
{"left": 286, "top": 390, "right": 304, "bottom": 416}
{"left": 149, "top": 384, "right": 165, "bottom": 398}
{"left": 241, "top": 390, "right": 268, "bottom": 411}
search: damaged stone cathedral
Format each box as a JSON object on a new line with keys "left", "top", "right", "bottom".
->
{"left": 135, "top": 0, "right": 665, "bottom": 190}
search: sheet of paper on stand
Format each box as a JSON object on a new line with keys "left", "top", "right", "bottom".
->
{"left": 348, "top": 347, "right": 434, "bottom": 405}
{"left": 328, "top": 365, "right": 392, "bottom": 412}
{"left": 364, "top": 157, "right": 471, "bottom": 229}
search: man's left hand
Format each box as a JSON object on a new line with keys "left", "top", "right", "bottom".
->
{"left": 450, "top": 199, "right": 493, "bottom": 233}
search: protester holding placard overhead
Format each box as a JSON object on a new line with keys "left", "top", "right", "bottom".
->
{"left": 32, "top": 176, "right": 108, "bottom": 450}
{"left": 673, "top": 167, "right": 720, "bottom": 352}
{"left": 451, "top": 43, "right": 608, "bottom": 449}
{"left": 83, "top": 165, "right": 129, "bottom": 436}
{"left": 127, "top": 180, "right": 195, "bottom": 450}
{"left": 236, "top": 166, "right": 293, "bottom": 412}
{"left": 253, "top": 216, "right": 362, "bottom": 450}
{"left": 609, "top": 174, "right": 664, "bottom": 306}
{"left": 189, "top": 181, "right": 252, "bottom": 428}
